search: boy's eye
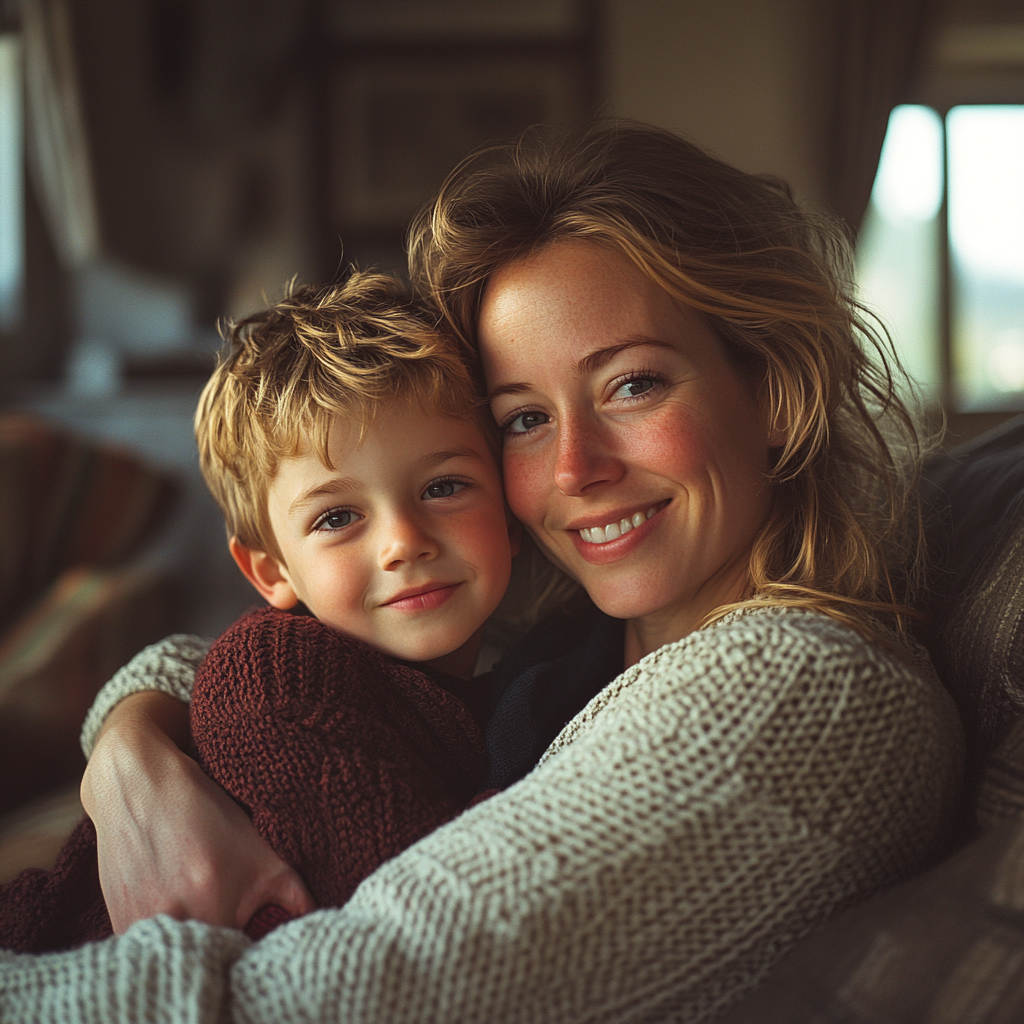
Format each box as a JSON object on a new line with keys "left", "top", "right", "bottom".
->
{"left": 314, "top": 508, "right": 361, "bottom": 531}
{"left": 505, "top": 411, "right": 549, "bottom": 435}
{"left": 422, "top": 478, "right": 466, "bottom": 500}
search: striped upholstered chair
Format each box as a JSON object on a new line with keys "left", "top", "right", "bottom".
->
{"left": 0, "top": 414, "right": 178, "bottom": 822}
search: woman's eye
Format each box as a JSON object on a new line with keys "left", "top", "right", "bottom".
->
{"left": 612, "top": 377, "right": 658, "bottom": 400}
{"left": 423, "top": 478, "right": 466, "bottom": 500}
{"left": 315, "top": 508, "right": 361, "bottom": 531}
{"left": 505, "top": 411, "right": 550, "bottom": 435}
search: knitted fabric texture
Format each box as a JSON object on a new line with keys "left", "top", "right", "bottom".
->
{"left": 79, "top": 632, "right": 210, "bottom": 760}
{"left": 0, "top": 607, "right": 964, "bottom": 1023}
{"left": 0, "top": 607, "right": 486, "bottom": 951}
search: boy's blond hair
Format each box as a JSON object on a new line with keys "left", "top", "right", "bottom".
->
{"left": 195, "top": 271, "right": 485, "bottom": 561}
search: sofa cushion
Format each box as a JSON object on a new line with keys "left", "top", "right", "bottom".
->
{"left": 717, "top": 812, "right": 1024, "bottom": 1023}
{"left": 978, "top": 716, "right": 1024, "bottom": 831}
{"left": 921, "top": 416, "right": 1024, "bottom": 783}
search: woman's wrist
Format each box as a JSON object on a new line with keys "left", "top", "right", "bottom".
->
{"left": 81, "top": 691, "right": 192, "bottom": 819}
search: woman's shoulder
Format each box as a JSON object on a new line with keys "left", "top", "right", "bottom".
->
{"left": 651, "top": 604, "right": 936, "bottom": 688}
{"left": 543, "top": 604, "right": 961, "bottom": 764}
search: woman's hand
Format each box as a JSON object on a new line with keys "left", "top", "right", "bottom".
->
{"left": 80, "top": 691, "right": 315, "bottom": 934}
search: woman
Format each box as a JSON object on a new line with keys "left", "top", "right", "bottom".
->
{"left": 0, "top": 121, "right": 962, "bottom": 1023}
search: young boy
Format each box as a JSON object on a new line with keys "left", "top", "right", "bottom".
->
{"left": 0, "top": 271, "right": 521, "bottom": 950}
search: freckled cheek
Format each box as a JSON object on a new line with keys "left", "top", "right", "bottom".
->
{"left": 621, "top": 415, "right": 711, "bottom": 482}
{"left": 501, "top": 451, "right": 550, "bottom": 530}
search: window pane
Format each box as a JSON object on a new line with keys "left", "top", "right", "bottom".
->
{"left": 856, "top": 105, "right": 943, "bottom": 401}
{"left": 948, "top": 105, "right": 1024, "bottom": 410}
{"left": 0, "top": 33, "right": 23, "bottom": 331}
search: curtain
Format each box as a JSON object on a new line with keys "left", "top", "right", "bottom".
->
{"left": 20, "top": 0, "right": 100, "bottom": 269}
{"left": 823, "top": 0, "right": 938, "bottom": 234}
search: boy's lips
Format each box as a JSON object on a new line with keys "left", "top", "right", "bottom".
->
{"left": 381, "top": 582, "right": 462, "bottom": 611}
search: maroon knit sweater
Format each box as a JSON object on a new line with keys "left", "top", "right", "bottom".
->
{"left": 0, "top": 607, "right": 487, "bottom": 952}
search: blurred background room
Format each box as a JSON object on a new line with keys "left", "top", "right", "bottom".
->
{"left": 0, "top": 0, "right": 1021, "bottom": 864}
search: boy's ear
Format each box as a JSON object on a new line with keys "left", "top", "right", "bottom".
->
{"left": 229, "top": 537, "right": 300, "bottom": 610}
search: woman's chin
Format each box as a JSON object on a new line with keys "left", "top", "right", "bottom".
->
{"left": 585, "top": 583, "right": 669, "bottom": 623}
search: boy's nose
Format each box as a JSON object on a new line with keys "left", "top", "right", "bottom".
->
{"left": 379, "top": 514, "right": 439, "bottom": 571}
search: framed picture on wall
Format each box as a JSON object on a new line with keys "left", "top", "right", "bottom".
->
{"left": 327, "top": 49, "right": 591, "bottom": 232}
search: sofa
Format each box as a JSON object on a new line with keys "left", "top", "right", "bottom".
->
{"left": 721, "top": 414, "right": 1024, "bottom": 1023}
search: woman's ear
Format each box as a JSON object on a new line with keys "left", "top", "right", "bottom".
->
{"left": 229, "top": 536, "right": 300, "bottom": 609}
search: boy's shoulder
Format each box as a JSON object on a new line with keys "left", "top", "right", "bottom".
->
{"left": 194, "top": 606, "right": 402, "bottom": 704}
{"left": 213, "top": 604, "right": 390, "bottom": 660}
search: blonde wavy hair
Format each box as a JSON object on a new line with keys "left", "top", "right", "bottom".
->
{"left": 195, "top": 271, "right": 487, "bottom": 561}
{"left": 408, "top": 119, "right": 927, "bottom": 641}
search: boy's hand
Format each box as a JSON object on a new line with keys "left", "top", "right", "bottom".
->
{"left": 81, "top": 691, "right": 315, "bottom": 934}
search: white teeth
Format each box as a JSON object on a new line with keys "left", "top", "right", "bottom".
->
{"left": 580, "top": 506, "right": 661, "bottom": 545}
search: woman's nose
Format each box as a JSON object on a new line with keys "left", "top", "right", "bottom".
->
{"left": 552, "top": 414, "right": 625, "bottom": 496}
{"left": 378, "top": 513, "right": 439, "bottom": 571}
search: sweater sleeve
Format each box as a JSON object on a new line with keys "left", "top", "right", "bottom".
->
{"left": 79, "top": 635, "right": 211, "bottom": 759}
{"left": 5, "top": 609, "right": 963, "bottom": 1024}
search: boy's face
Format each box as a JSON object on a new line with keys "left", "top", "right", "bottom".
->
{"left": 237, "top": 399, "right": 515, "bottom": 677}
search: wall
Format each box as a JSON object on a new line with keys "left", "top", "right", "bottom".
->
{"left": 603, "top": 0, "right": 829, "bottom": 205}
{"left": 71, "top": 0, "right": 316, "bottom": 320}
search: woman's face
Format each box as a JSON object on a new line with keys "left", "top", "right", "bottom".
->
{"left": 478, "top": 239, "right": 777, "bottom": 656}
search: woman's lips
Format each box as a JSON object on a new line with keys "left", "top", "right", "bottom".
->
{"left": 568, "top": 500, "right": 669, "bottom": 564}
{"left": 382, "top": 583, "right": 461, "bottom": 611}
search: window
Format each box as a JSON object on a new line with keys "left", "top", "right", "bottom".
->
{"left": 0, "top": 29, "right": 22, "bottom": 331}
{"left": 857, "top": 103, "right": 1024, "bottom": 413}
{"left": 947, "top": 105, "right": 1024, "bottom": 408}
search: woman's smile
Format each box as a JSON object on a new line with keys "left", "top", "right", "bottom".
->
{"left": 568, "top": 500, "right": 669, "bottom": 562}
{"left": 478, "top": 238, "right": 777, "bottom": 655}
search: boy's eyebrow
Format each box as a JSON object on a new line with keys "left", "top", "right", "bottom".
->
{"left": 486, "top": 338, "right": 675, "bottom": 400}
{"left": 288, "top": 478, "right": 359, "bottom": 517}
{"left": 424, "top": 446, "right": 486, "bottom": 467}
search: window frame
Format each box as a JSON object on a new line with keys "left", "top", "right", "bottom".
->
{"left": 901, "top": 20, "right": 1024, "bottom": 438}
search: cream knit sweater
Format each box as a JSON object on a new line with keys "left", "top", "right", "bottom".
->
{"left": 0, "top": 607, "right": 962, "bottom": 1024}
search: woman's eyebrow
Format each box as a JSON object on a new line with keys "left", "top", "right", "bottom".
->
{"left": 487, "top": 381, "right": 533, "bottom": 401}
{"left": 487, "top": 338, "right": 675, "bottom": 400}
{"left": 574, "top": 337, "right": 676, "bottom": 375}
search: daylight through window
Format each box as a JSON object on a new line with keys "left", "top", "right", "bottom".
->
{"left": 856, "top": 103, "right": 1024, "bottom": 412}
{"left": 0, "top": 31, "right": 23, "bottom": 331}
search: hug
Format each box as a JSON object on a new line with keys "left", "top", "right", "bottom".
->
{"left": 0, "top": 120, "right": 962, "bottom": 1023}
